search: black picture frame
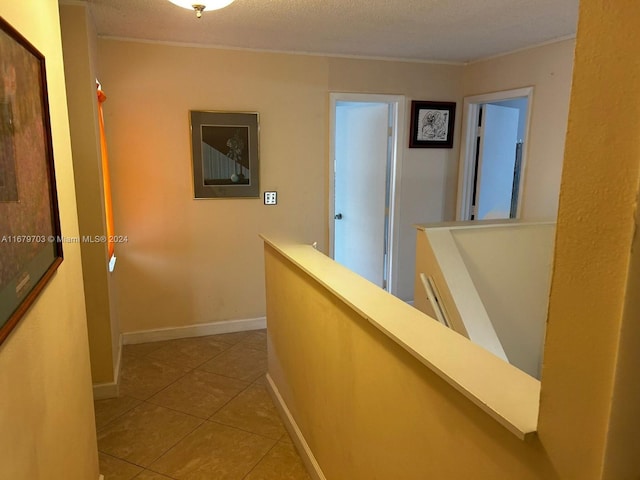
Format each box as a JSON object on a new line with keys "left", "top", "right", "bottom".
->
{"left": 190, "top": 110, "right": 260, "bottom": 198}
{"left": 0, "top": 17, "right": 63, "bottom": 346}
{"left": 409, "top": 100, "right": 456, "bottom": 148}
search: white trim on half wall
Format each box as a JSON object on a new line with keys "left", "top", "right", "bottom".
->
{"left": 266, "top": 373, "right": 327, "bottom": 480}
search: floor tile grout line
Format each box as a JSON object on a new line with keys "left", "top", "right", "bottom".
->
{"left": 140, "top": 465, "right": 180, "bottom": 480}
{"left": 119, "top": 360, "right": 192, "bottom": 402}
{"left": 94, "top": 397, "right": 142, "bottom": 433}
{"left": 204, "top": 377, "right": 267, "bottom": 422}
{"left": 140, "top": 412, "right": 208, "bottom": 473}
{"left": 128, "top": 375, "right": 283, "bottom": 441}
{"left": 126, "top": 358, "right": 202, "bottom": 402}
{"left": 101, "top": 452, "right": 181, "bottom": 480}
{"left": 135, "top": 373, "right": 260, "bottom": 421}
{"left": 124, "top": 337, "right": 266, "bottom": 389}
{"left": 118, "top": 350, "right": 265, "bottom": 416}
{"left": 138, "top": 357, "right": 255, "bottom": 409}
{"left": 240, "top": 438, "right": 280, "bottom": 480}
{"left": 234, "top": 340, "right": 268, "bottom": 353}
{"left": 139, "top": 369, "right": 198, "bottom": 402}
{"left": 142, "top": 396, "right": 221, "bottom": 421}
{"left": 193, "top": 365, "right": 266, "bottom": 384}
{"left": 128, "top": 348, "right": 230, "bottom": 375}
{"left": 143, "top": 424, "right": 205, "bottom": 474}
{"left": 144, "top": 340, "right": 238, "bottom": 370}
{"left": 98, "top": 449, "right": 150, "bottom": 471}
{"left": 206, "top": 417, "right": 285, "bottom": 442}
{"left": 110, "top": 416, "right": 281, "bottom": 477}
{"left": 97, "top": 401, "right": 207, "bottom": 468}
{"left": 141, "top": 398, "right": 211, "bottom": 423}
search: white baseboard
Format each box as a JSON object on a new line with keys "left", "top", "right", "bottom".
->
{"left": 92, "top": 337, "right": 122, "bottom": 400}
{"left": 266, "top": 373, "right": 326, "bottom": 480}
{"left": 122, "top": 317, "right": 267, "bottom": 345}
{"left": 406, "top": 299, "right": 415, "bottom": 306}
{"left": 93, "top": 381, "right": 118, "bottom": 400}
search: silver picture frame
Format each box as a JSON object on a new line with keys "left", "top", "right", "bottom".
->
{"left": 190, "top": 110, "right": 260, "bottom": 198}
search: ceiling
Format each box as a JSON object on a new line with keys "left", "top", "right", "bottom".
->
{"left": 84, "top": 0, "right": 579, "bottom": 63}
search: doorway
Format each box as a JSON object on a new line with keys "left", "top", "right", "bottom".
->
{"left": 329, "top": 93, "right": 405, "bottom": 294}
{"left": 456, "top": 87, "right": 533, "bottom": 221}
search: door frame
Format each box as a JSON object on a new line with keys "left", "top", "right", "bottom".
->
{"left": 329, "top": 93, "right": 406, "bottom": 294}
{"left": 455, "top": 87, "right": 534, "bottom": 221}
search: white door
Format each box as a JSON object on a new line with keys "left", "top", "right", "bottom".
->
{"left": 475, "top": 104, "right": 520, "bottom": 220}
{"left": 334, "top": 102, "right": 390, "bottom": 287}
{"left": 456, "top": 88, "right": 532, "bottom": 221}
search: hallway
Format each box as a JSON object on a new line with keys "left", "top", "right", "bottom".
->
{"left": 93, "top": 330, "right": 311, "bottom": 480}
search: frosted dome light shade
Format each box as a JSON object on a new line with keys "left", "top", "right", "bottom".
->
{"left": 167, "top": 0, "right": 235, "bottom": 12}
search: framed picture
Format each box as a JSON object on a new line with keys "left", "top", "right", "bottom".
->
{"left": 409, "top": 100, "right": 456, "bottom": 148}
{"left": 0, "top": 17, "right": 63, "bottom": 345}
{"left": 190, "top": 110, "right": 260, "bottom": 198}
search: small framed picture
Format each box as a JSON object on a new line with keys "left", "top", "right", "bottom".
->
{"left": 190, "top": 110, "right": 260, "bottom": 198}
{"left": 409, "top": 101, "right": 456, "bottom": 148}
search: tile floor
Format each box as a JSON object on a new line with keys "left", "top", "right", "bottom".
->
{"left": 94, "top": 329, "right": 312, "bottom": 480}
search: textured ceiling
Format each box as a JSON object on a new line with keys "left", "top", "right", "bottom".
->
{"left": 84, "top": 0, "right": 579, "bottom": 63}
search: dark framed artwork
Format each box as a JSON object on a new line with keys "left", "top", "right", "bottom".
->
{"left": 0, "top": 17, "right": 63, "bottom": 345}
{"left": 409, "top": 100, "right": 456, "bottom": 148}
{"left": 190, "top": 110, "right": 260, "bottom": 198}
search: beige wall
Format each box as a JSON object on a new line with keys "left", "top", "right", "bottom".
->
{"left": 60, "top": 3, "right": 119, "bottom": 385}
{"left": 98, "top": 40, "right": 464, "bottom": 331}
{"left": 98, "top": 35, "right": 574, "bottom": 321}
{"left": 463, "top": 39, "right": 575, "bottom": 220}
{"left": 99, "top": 42, "right": 327, "bottom": 331}
{"left": 0, "top": 1, "right": 99, "bottom": 478}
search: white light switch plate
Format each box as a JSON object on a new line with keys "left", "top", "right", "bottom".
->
{"left": 264, "top": 191, "right": 277, "bottom": 205}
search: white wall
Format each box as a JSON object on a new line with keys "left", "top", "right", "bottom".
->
{"left": 452, "top": 223, "right": 555, "bottom": 378}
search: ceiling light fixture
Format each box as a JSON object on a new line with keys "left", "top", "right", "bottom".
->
{"left": 167, "top": 0, "right": 235, "bottom": 18}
